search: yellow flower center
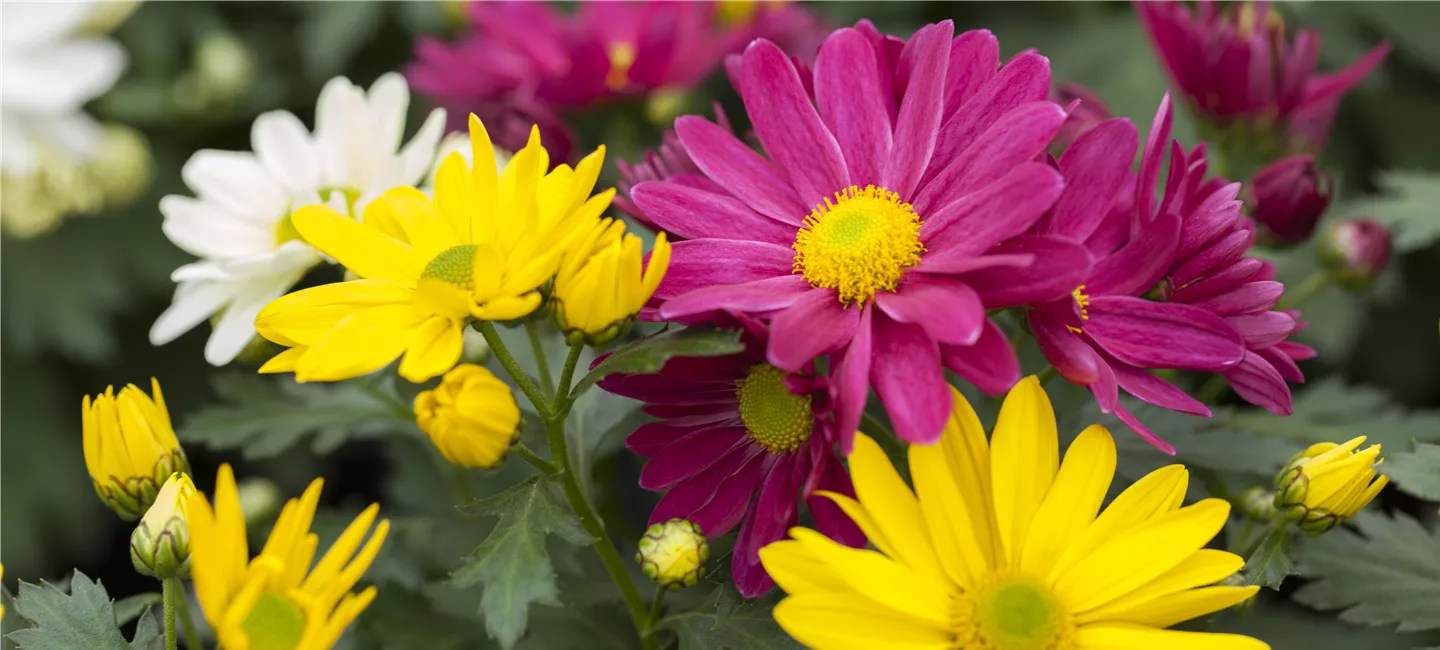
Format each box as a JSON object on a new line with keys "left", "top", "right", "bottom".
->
{"left": 792, "top": 185, "right": 924, "bottom": 306}
{"left": 606, "top": 42, "right": 637, "bottom": 92}
{"left": 955, "top": 576, "right": 1074, "bottom": 650}
{"left": 736, "top": 365, "right": 812, "bottom": 454}
{"left": 422, "top": 244, "right": 478, "bottom": 290}
{"left": 242, "top": 591, "right": 306, "bottom": 650}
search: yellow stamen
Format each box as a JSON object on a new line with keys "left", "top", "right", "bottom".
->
{"left": 791, "top": 185, "right": 924, "bottom": 306}
{"left": 606, "top": 42, "right": 637, "bottom": 92}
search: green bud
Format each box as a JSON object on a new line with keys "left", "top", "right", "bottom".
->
{"left": 130, "top": 473, "right": 194, "bottom": 579}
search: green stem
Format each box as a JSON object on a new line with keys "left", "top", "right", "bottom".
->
{"left": 1197, "top": 375, "right": 1230, "bottom": 403}
{"left": 556, "top": 343, "right": 585, "bottom": 402}
{"left": 526, "top": 321, "right": 557, "bottom": 397}
{"left": 477, "top": 322, "right": 552, "bottom": 419}
{"left": 514, "top": 442, "right": 559, "bottom": 475}
{"left": 450, "top": 465, "right": 476, "bottom": 505}
{"left": 646, "top": 587, "right": 666, "bottom": 633}
{"left": 170, "top": 579, "right": 201, "bottom": 650}
{"left": 163, "top": 578, "right": 178, "bottom": 650}
{"left": 1037, "top": 365, "right": 1058, "bottom": 387}
{"left": 1281, "top": 271, "right": 1328, "bottom": 310}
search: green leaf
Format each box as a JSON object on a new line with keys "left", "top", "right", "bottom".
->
{"left": 1208, "top": 591, "right": 1438, "bottom": 650}
{"left": 1330, "top": 171, "right": 1440, "bottom": 253}
{"left": 3, "top": 587, "right": 33, "bottom": 650}
{"left": 573, "top": 326, "right": 745, "bottom": 394}
{"left": 1225, "top": 378, "right": 1440, "bottom": 451}
{"left": 299, "top": 2, "right": 385, "bottom": 80}
{"left": 179, "top": 373, "right": 419, "bottom": 459}
{"left": 112, "top": 593, "right": 162, "bottom": 627}
{"left": 6, "top": 571, "right": 161, "bottom": 650}
{"left": 449, "top": 476, "right": 595, "bottom": 649}
{"left": 566, "top": 387, "right": 645, "bottom": 503}
{"left": 1294, "top": 511, "right": 1440, "bottom": 631}
{"left": 1243, "top": 524, "right": 1296, "bottom": 590}
{"left": 1381, "top": 443, "right": 1440, "bottom": 501}
{"left": 661, "top": 585, "right": 802, "bottom": 650}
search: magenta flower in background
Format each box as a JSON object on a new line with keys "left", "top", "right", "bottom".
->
{"left": 631, "top": 21, "right": 1092, "bottom": 451}
{"left": 1250, "top": 155, "right": 1333, "bottom": 245}
{"left": 1319, "top": 217, "right": 1393, "bottom": 291}
{"left": 597, "top": 316, "right": 863, "bottom": 598}
{"left": 1136, "top": 0, "right": 1388, "bottom": 154}
{"left": 1050, "top": 82, "right": 1112, "bottom": 153}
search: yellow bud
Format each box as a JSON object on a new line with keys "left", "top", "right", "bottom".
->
{"left": 89, "top": 124, "right": 153, "bottom": 208}
{"left": 635, "top": 519, "right": 708, "bottom": 589}
{"left": 1274, "top": 436, "right": 1388, "bottom": 535}
{"left": 553, "top": 219, "right": 670, "bottom": 347}
{"left": 83, "top": 378, "right": 189, "bottom": 520}
{"left": 414, "top": 364, "right": 521, "bottom": 469}
{"left": 130, "top": 473, "right": 194, "bottom": 578}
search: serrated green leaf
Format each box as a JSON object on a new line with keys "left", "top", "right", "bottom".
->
{"left": 7, "top": 571, "right": 160, "bottom": 650}
{"left": 450, "top": 476, "right": 595, "bottom": 649}
{"left": 1330, "top": 171, "right": 1440, "bottom": 253}
{"left": 1225, "top": 378, "right": 1440, "bottom": 451}
{"left": 661, "top": 585, "right": 802, "bottom": 650}
{"left": 112, "top": 593, "right": 162, "bottom": 627}
{"left": 1381, "top": 443, "right": 1440, "bottom": 501}
{"left": 2, "top": 587, "right": 33, "bottom": 650}
{"left": 179, "top": 373, "right": 418, "bottom": 459}
{"left": 1294, "top": 511, "right": 1440, "bottom": 632}
{"left": 1244, "top": 524, "right": 1296, "bottom": 590}
{"left": 573, "top": 327, "right": 745, "bottom": 394}
{"left": 1209, "top": 591, "right": 1438, "bottom": 650}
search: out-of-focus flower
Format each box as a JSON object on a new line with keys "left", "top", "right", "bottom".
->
{"left": 255, "top": 116, "right": 611, "bottom": 383}
{"left": 636, "top": 519, "right": 709, "bottom": 589}
{"left": 1136, "top": 0, "right": 1389, "bottom": 154}
{"left": 188, "top": 465, "right": 388, "bottom": 650}
{"left": 0, "top": 123, "right": 151, "bottom": 238}
{"left": 615, "top": 103, "right": 734, "bottom": 231}
{"left": 638, "top": 21, "right": 1091, "bottom": 451}
{"left": 1319, "top": 217, "right": 1392, "bottom": 292}
{"left": 1275, "top": 436, "right": 1387, "bottom": 534}
{"left": 172, "top": 30, "right": 258, "bottom": 116}
{"left": 759, "top": 376, "right": 1263, "bottom": 650}
{"left": 236, "top": 476, "right": 283, "bottom": 527}
{"left": 83, "top": 379, "right": 190, "bottom": 520}
{"left": 130, "top": 472, "right": 195, "bottom": 579}
{"left": 1050, "top": 82, "right": 1112, "bottom": 153}
{"left": 1251, "top": 155, "right": 1333, "bottom": 245}
{"left": 151, "top": 74, "right": 446, "bottom": 366}
{"left": 414, "top": 364, "right": 522, "bottom": 469}
{"left": 599, "top": 315, "right": 863, "bottom": 597}
{"left": 554, "top": 219, "right": 670, "bottom": 346}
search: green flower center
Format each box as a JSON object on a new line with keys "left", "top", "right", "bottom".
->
{"left": 242, "top": 591, "right": 305, "bottom": 650}
{"left": 422, "top": 244, "right": 478, "bottom": 290}
{"left": 969, "top": 577, "right": 1071, "bottom": 650}
{"left": 735, "top": 365, "right": 812, "bottom": 455}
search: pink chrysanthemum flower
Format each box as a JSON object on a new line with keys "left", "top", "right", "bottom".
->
{"left": 1136, "top": 0, "right": 1388, "bottom": 154}
{"left": 597, "top": 316, "right": 863, "bottom": 598}
{"left": 633, "top": 21, "right": 1091, "bottom": 450}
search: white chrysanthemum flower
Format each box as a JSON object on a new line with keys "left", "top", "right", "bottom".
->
{"left": 0, "top": 2, "right": 127, "bottom": 176}
{"left": 151, "top": 73, "right": 446, "bottom": 365}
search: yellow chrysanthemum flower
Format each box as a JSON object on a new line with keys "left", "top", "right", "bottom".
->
{"left": 254, "top": 113, "right": 613, "bottom": 383}
{"left": 414, "top": 363, "right": 522, "bottom": 469}
{"left": 553, "top": 218, "right": 670, "bottom": 346}
{"left": 82, "top": 379, "right": 190, "bottom": 520}
{"left": 187, "top": 464, "right": 389, "bottom": 650}
{"left": 759, "top": 376, "right": 1267, "bottom": 650}
{"left": 1275, "top": 436, "right": 1388, "bottom": 534}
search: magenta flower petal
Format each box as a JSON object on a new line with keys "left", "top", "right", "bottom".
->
{"left": 1189, "top": 281, "right": 1285, "bottom": 317}
{"left": 1177, "top": 182, "right": 1243, "bottom": 259}
{"left": 815, "top": 28, "right": 893, "bottom": 188}
{"left": 925, "top": 52, "right": 1051, "bottom": 187}
{"left": 914, "top": 101, "right": 1066, "bottom": 215}
{"left": 627, "top": 421, "right": 730, "bottom": 456}
{"left": 741, "top": 39, "right": 850, "bottom": 208}
{"left": 961, "top": 235, "right": 1092, "bottom": 308}
{"left": 650, "top": 444, "right": 760, "bottom": 524}
{"left": 654, "top": 239, "right": 794, "bottom": 299}
{"left": 806, "top": 450, "right": 866, "bottom": 547}
{"left": 1030, "top": 310, "right": 1102, "bottom": 385}
{"left": 870, "top": 313, "right": 951, "bottom": 445}
{"left": 883, "top": 20, "right": 952, "bottom": 198}
{"left": 1300, "top": 41, "right": 1391, "bottom": 114}
{"left": 1086, "top": 210, "right": 1181, "bottom": 297}
{"left": 675, "top": 115, "right": 807, "bottom": 225}
{"left": 1169, "top": 257, "right": 1264, "bottom": 303}
{"left": 876, "top": 275, "right": 984, "bottom": 346}
{"left": 630, "top": 182, "right": 798, "bottom": 245}
{"left": 639, "top": 426, "right": 750, "bottom": 490}
{"left": 1224, "top": 351, "right": 1294, "bottom": 416}
{"left": 915, "top": 253, "right": 1033, "bottom": 275}
{"left": 922, "top": 162, "right": 1064, "bottom": 261}
{"left": 681, "top": 452, "right": 773, "bottom": 536}
{"left": 1227, "top": 311, "right": 1297, "bottom": 348}
{"left": 733, "top": 453, "right": 803, "bottom": 598}
{"left": 1169, "top": 228, "right": 1253, "bottom": 287}
{"left": 1084, "top": 295, "right": 1245, "bottom": 372}
{"left": 768, "top": 289, "right": 859, "bottom": 371}
{"left": 940, "top": 318, "right": 1020, "bottom": 396}
{"left": 944, "top": 29, "right": 1001, "bottom": 113}
{"left": 1277, "top": 339, "right": 1317, "bottom": 362}
{"left": 1112, "top": 402, "right": 1177, "bottom": 456}
{"left": 658, "top": 275, "right": 811, "bottom": 321}
{"left": 1044, "top": 118, "right": 1139, "bottom": 241}
{"left": 1261, "top": 344, "right": 1307, "bottom": 383}
{"left": 1110, "top": 362, "right": 1210, "bottom": 417}
{"left": 830, "top": 305, "right": 874, "bottom": 454}
{"left": 1135, "top": 93, "right": 1173, "bottom": 223}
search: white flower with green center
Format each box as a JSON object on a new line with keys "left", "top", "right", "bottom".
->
{"left": 150, "top": 73, "right": 445, "bottom": 365}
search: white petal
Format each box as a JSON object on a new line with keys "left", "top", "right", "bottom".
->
{"left": 392, "top": 107, "right": 447, "bottom": 188}
{"left": 0, "top": 114, "right": 35, "bottom": 175}
{"left": 160, "top": 195, "right": 274, "bottom": 259}
{"left": 0, "top": 2, "right": 95, "bottom": 51}
{"left": 204, "top": 271, "right": 307, "bottom": 365}
{"left": 181, "top": 150, "right": 290, "bottom": 221}
{"left": 313, "top": 76, "right": 361, "bottom": 186}
{"left": 252, "top": 111, "right": 320, "bottom": 192}
{"left": 150, "top": 280, "right": 240, "bottom": 345}
{"left": 366, "top": 72, "right": 410, "bottom": 156}
{"left": 0, "top": 39, "right": 125, "bottom": 112}
{"left": 32, "top": 112, "right": 103, "bottom": 159}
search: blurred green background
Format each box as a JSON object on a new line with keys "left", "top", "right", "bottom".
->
{"left": 4, "top": 2, "right": 1440, "bottom": 649}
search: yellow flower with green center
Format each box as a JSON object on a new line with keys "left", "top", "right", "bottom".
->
{"left": 759, "top": 376, "right": 1267, "bottom": 650}
{"left": 1274, "top": 436, "right": 1388, "bottom": 534}
{"left": 254, "top": 113, "right": 613, "bottom": 382}
{"left": 737, "top": 364, "right": 813, "bottom": 454}
{"left": 187, "top": 464, "right": 388, "bottom": 650}
{"left": 82, "top": 379, "right": 190, "bottom": 520}
{"left": 552, "top": 217, "right": 670, "bottom": 346}
{"left": 791, "top": 185, "right": 925, "bottom": 305}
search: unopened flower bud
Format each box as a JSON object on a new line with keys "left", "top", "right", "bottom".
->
{"left": 554, "top": 219, "right": 670, "bottom": 348}
{"left": 1273, "top": 436, "right": 1388, "bottom": 535}
{"left": 414, "top": 364, "right": 521, "bottom": 469}
{"left": 237, "top": 477, "right": 283, "bottom": 527}
{"left": 1050, "top": 82, "right": 1112, "bottom": 154}
{"left": 130, "top": 473, "right": 194, "bottom": 578}
{"left": 83, "top": 379, "right": 190, "bottom": 520}
{"left": 636, "top": 519, "right": 708, "bottom": 589}
{"left": 1251, "top": 155, "right": 1332, "bottom": 245}
{"left": 193, "top": 31, "right": 256, "bottom": 105}
{"left": 1318, "top": 218, "right": 1392, "bottom": 292}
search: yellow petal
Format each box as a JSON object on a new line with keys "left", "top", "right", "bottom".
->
{"left": 1073, "top": 623, "right": 1269, "bottom": 650}
{"left": 433, "top": 152, "right": 477, "bottom": 244}
{"left": 990, "top": 375, "right": 1059, "bottom": 569}
{"left": 256, "top": 279, "right": 413, "bottom": 347}
{"left": 1078, "top": 549, "right": 1244, "bottom": 623}
{"left": 292, "top": 205, "right": 425, "bottom": 286}
{"left": 1095, "top": 586, "right": 1258, "bottom": 629}
{"left": 813, "top": 491, "right": 893, "bottom": 562}
{"left": 786, "top": 528, "right": 953, "bottom": 627}
{"left": 773, "top": 594, "right": 955, "bottom": 650}
{"left": 758, "top": 539, "right": 851, "bottom": 596}
{"left": 1023, "top": 424, "right": 1116, "bottom": 579}
{"left": 259, "top": 347, "right": 306, "bottom": 374}
{"left": 1050, "top": 464, "right": 1189, "bottom": 580}
{"left": 398, "top": 317, "right": 464, "bottom": 383}
{"left": 469, "top": 242, "right": 504, "bottom": 305}
{"left": 474, "top": 292, "right": 542, "bottom": 321}
{"left": 294, "top": 305, "right": 426, "bottom": 382}
{"left": 1053, "top": 499, "right": 1230, "bottom": 612}
{"left": 467, "top": 114, "right": 499, "bottom": 237}
{"left": 908, "top": 434, "right": 991, "bottom": 591}
{"left": 642, "top": 231, "right": 671, "bottom": 299}
{"left": 939, "top": 385, "right": 1001, "bottom": 570}
{"left": 849, "top": 433, "right": 945, "bottom": 579}
{"left": 362, "top": 187, "right": 461, "bottom": 262}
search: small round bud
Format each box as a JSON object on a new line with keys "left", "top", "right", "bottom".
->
{"left": 1238, "top": 486, "right": 1277, "bottom": 520}
{"left": 1250, "top": 155, "right": 1332, "bottom": 245}
{"left": 193, "top": 31, "right": 256, "bottom": 106}
{"left": 414, "top": 364, "right": 521, "bottom": 469}
{"left": 130, "top": 473, "right": 195, "bottom": 579}
{"left": 237, "top": 477, "right": 284, "bottom": 527}
{"left": 636, "top": 519, "right": 709, "bottom": 590}
{"left": 1318, "top": 218, "right": 1392, "bottom": 292}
